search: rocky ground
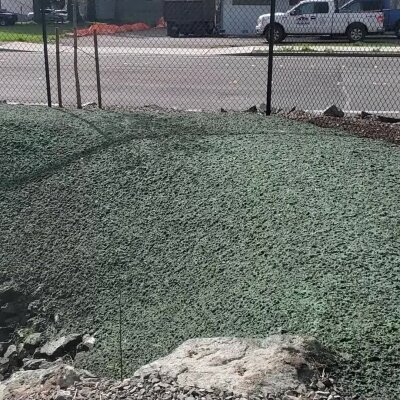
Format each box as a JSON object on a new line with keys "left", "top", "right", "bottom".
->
{"left": 282, "top": 108, "right": 400, "bottom": 146}
{"left": 11, "top": 372, "right": 352, "bottom": 400}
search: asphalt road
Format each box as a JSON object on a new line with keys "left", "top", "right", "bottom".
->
{"left": 0, "top": 49, "right": 399, "bottom": 113}
{"left": 62, "top": 28, "right": 400, "bottom": 48}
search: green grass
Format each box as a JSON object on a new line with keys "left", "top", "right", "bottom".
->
{"left": 0, "top": 105, "right": 399, "bottom": 399}
{"left": 0, "top": 22, "right": 73, "bottom": 43}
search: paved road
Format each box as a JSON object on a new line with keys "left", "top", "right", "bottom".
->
{"left": 0, "top": 49, "right": 399, "bottom": 113}
{"left": 62, "top": 28, "right": 400, "bottom": 48}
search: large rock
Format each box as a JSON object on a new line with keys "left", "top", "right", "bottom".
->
{"left": 0, "top": 364, "right": 60, "bottom": 399}
{"left": 24, "top": 333, "right": 43, "bottom": 354}
{"left": 134, "top": 336, "right": 331, "bottom": 396}
{"left": 0, "top": 363, "right": 81, "bottom": 400}
{"left": 38, "top": 334, "right": 82, "bottom": 360}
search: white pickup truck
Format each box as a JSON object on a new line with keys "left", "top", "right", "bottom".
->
{"left": 256, "top": 0, "right": 384, "bottom": 42}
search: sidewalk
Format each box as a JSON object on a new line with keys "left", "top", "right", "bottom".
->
{"left": 1, "top": 41, "right": 400, "bottom": 56}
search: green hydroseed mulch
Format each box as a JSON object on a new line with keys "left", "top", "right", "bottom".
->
{"left": 0, "top": 105, "right": 399, "bottom": 399}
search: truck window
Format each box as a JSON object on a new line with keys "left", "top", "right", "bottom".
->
{"left": 341, "top": 0, "right": 382, "bottom": 11}
{"left": 315, "top": 2, "right": 329, "bottom": 12}
{"left": 296, "top": 2, "right": 316, "bottom": 14}
{"left": 346, "top": 1, "right": 362, "bottom": 11}
{"left": 360, "top": 0, "right": 383, "bottom": 10}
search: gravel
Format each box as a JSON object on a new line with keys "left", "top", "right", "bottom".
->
{"left": 284, "top": 110, "right": 400, "bottom": 145}
{"left": 8, "top": 372, "right": 357, "bottom": 400}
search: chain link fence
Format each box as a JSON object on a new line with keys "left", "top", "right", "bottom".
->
{"left": 0, "top": 0, "right": 399, "bottom": 114}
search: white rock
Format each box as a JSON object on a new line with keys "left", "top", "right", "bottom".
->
{"left": 134, "top": 336, "right": 329, "bottom": 396}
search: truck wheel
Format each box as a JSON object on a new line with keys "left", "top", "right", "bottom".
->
{"left": 265, "top": 24, "right": 285, "bottom": 44}
{"left": 0, "top": 19, "right": 6, "bottom": 27}
{"left": 347, "top": 24, "right": 366, "bottom": 42}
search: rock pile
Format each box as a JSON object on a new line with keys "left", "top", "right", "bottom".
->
{"left": 1, "top": 365, "right": 354, "bottom": 400}
{"left": 0, "top": 330, "right": 359, "bottom": 400}
{"left": 0, "top": 282, "right": 95, "bottom": 383}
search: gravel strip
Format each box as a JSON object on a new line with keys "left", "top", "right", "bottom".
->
{"left": 284, "top": 111, "right": 400, "bottom": 145}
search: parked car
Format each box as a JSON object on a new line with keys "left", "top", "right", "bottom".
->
{"left": 0, "top": 9, "right": 18, "bottom": 26}
{"left": 256, "top": 0, "right": 384, "bottom": 42}
{"left": 27, "top": 9, "right": 67, "bottom": 23}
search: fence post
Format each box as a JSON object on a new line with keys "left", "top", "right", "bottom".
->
{"left": 266, "top": 0, "right": 276, "bottom": 116}
{"left": 93, "top": 30, "right": 102, "bottom": 109}
{"left": 74, "top": 27, "right": 82, "bottom": 109}
{"left": 55, "top": 28, "right": 63, "bottom": 108}
{"left": 41, "top": 0, "right": 52, "bottom": 107}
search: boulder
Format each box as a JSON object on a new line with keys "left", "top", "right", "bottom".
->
{"left": 38, "top": 334, "right": 82, "bottom": 360}
{"left": 24, "top": 333, "right": 43, "bottom": 353}
{"left": 0, "top": 363, "right": 81, "bottom": 400}
{"left": 323, "top": 105, "right": 344, "bottom": 118}
{"left": 134, "top": 336, "right": 332, "bottom": 396}
{"left": 0, "top": 364, "right": 59, "bottom": 399}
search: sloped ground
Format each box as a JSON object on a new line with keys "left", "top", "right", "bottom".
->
{"left": 0, "top": 105, "right": 399, "bottom": 399}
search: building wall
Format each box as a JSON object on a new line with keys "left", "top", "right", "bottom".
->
{"left": 221, "top": 0, "right": 290, "bottom": 35}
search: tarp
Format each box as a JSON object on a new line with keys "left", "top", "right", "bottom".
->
{"left": 77, "top": 22, "right": 151, "bottom": 37}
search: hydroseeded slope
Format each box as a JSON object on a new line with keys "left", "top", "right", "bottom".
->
{"left": 0, "top": 105, "right": 399, "bottom": 399}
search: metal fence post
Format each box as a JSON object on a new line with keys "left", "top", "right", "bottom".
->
{"left": 266, "top": 0, "right": 276, "bottom": 116}
{"left": 94, "top": 30, "right": 102, "bottom": 109}
{"left": 41, "top": 0, "right": 52, "bottom": 107}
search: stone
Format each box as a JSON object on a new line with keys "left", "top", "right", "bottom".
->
{"left": 323, "top": 105, "right": 344, "bottom": 118}
{"left": 0, "top": 364, "right": 61, "bottom": 399}
{"left": 24, "top": 333, "right": 42, "bottom": 353}
{"left": 0, "top": 343, "right": 9, "bottom": 358}
{"left": 3, "top": 345, "right": 16, "bottom": 360}
{"left": 56, "top": 389, "right": 72, "bottom": 400}
{"left": 317, "top": 381, "right": 326, "bottom": 390}
{"left": 245, "top": 106, "right": 258, "bottom": 113}
{"left": 38, "top": 334, "right": 82, "bottom": 360}
{"left": 57, "top": 365, "right": 81, "bottom": 389}
{"left": 134, "top": 336, "right": 331, "bottom": 396}
{"left": 76, "top": 333, "right": 96, "bottom": 353}
{"left": 23, "top": 358, "right": 54, "bottom": 371}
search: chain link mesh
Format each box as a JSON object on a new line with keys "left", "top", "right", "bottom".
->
{"left": 0, "top": 0, "right": 399, "bottom": 114}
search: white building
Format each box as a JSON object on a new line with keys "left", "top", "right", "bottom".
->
{"left": 0, "top": 0, "right": 33, "bottom": 15}
{"left": 220, "top": 0, "right": 295, "bottom": 35}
